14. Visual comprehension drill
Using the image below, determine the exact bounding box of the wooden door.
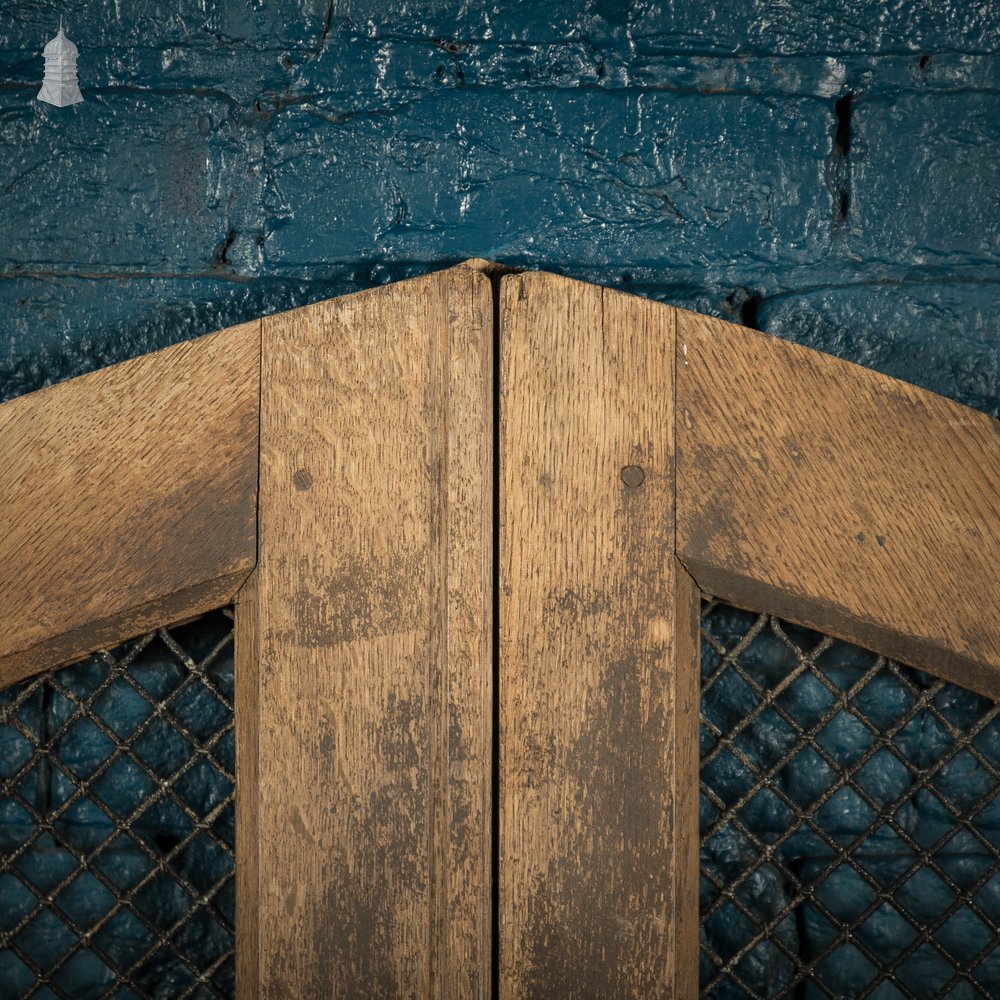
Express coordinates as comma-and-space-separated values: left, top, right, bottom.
1, 261, 997, 998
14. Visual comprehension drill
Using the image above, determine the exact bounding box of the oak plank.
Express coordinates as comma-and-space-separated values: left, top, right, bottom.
499, 272, 687, 997
235, 568, 261, 1000
676, 310, 1000, 696
240, 266, 493, 997
0, 322, 260, 686
671, 562, 701, 1000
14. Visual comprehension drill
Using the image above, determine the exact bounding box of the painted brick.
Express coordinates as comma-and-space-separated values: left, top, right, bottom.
265, 1, 1000, 55
0, 0, 997, 418
0, 92, 264, 273
264, 88, 833, 274
849, 93, 1000, 265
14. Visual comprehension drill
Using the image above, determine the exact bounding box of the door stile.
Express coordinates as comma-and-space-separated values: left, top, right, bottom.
498, 271, 695, 997
236, 266, 494, 998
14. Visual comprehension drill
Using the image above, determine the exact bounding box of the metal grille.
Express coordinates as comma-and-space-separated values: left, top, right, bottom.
0, 610, 235, 999
699, 599, 1000, 999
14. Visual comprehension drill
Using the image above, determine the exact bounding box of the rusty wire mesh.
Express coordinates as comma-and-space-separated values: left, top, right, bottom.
0, 610, 235, 999
700, 598, 1000, 999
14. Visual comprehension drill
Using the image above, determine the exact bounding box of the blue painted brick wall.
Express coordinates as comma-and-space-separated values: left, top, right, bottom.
0, 1, 998, 413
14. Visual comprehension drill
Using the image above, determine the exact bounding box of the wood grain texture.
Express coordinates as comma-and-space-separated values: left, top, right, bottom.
499, 272, 686, 997
0, 322, 260, 686
235, 568, 261, 1000
671, 562, 701, 1000
240, 266, 493, 998
676, 309, 1000, 696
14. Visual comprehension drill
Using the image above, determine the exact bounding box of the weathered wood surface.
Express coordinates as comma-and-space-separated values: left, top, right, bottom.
499, 272, 691, 997
234, 568, 261, 999
676, 309, 1000, 697
671, 562, 702, 1000
7, 259, 996, 994
239, 266, 493, 998
0, 322, 260, 687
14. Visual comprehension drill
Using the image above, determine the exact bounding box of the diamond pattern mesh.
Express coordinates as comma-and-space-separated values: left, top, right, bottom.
700, 599, 1000, 999
0, 610, 235, 999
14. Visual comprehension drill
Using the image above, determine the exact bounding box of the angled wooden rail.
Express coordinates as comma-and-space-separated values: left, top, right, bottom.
0, 321, 260, 686
0, 261, 996, 997
675, 306, 1000, 698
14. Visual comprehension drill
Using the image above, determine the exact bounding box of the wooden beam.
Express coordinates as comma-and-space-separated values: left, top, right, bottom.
676, 309, 1000, 697
499, 272, 695, 997
0, 322, 260, 687
238, 265, 493, 997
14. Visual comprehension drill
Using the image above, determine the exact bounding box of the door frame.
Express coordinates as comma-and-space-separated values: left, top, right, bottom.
1, 260, 997, 997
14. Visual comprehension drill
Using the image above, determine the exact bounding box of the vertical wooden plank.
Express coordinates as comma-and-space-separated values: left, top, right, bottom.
235, 568, 260, 1000
499, 272, 689, 997
672, 562, 702, 1000
238, 266, 493, 997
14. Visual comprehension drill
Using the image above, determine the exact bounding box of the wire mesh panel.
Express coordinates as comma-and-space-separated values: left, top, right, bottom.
700, 599, 1000, 999
0, 610, 235, 1000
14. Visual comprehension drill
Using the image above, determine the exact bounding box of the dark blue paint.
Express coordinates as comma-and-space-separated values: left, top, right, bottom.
0, 1, 998, 413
